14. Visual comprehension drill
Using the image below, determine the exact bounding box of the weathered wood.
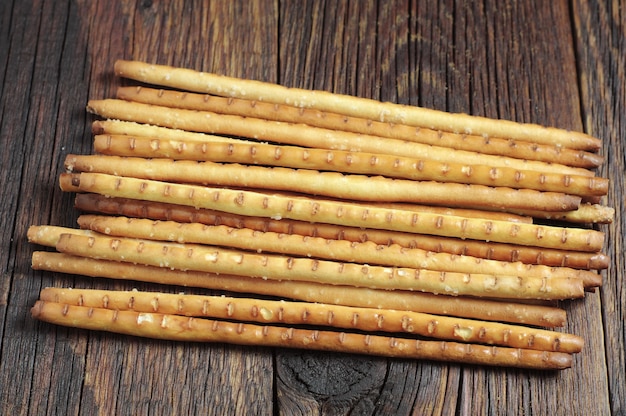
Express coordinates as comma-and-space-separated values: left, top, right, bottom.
434, 1, 613, 414
275, 2, 459, 413
1, 0, 277, 415
574, 1, 626, 414
276, 1, 609, 414
0, 0, 622, 415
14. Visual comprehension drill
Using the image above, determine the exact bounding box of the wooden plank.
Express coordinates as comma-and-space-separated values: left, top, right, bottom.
0, 1, 89, 414
418, 2, 611, 414
0, 0, 621, 414
75, 1, 278, 414
0, 0, 277, 414
275, 2, 454, 413
274, 0, 612, 414
573, 1, 626, 414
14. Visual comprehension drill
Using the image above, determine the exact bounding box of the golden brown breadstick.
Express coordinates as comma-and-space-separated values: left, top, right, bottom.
117, 86, 603, 168
514, 203, 615, 224
39, 287, 583, 353
58, 173, 81, 192
357, 202, 532, 223
27, 224, 94, 247
113, 60, 600, 152
86, 99, 594, 178
64, 154, 582, 212
31, 301, 574, 369
53, 232, 585, 300
76, 215, 600, 287
92, 134, 608, 198
73, 172, 605, 252
115, 86, 601, 169
31, 251, 567, 327
69, 166, 533, 226
92, 119, 236, 143
73, 193, 610, 270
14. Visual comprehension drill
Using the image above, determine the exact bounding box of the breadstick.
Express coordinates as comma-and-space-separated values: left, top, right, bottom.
32, 301, 575, 369
73, 193, 610, 270
92, 119, 236, 143
72, 172, 605, 252
92, 134, 608, 198
94, 122, 608, 215
73, 184, 532, 224
86, 99, 594, 178
31, 251, 566, 327
113, 60, 600, 152
27, 224, 94, 247
76, 215, 601, 287
23, 226, 584, 300
358, 202, 532, 223
38, 287, 583, 353
514, 203, 614, 224
59, 173, 81, 192
65, 154, 582, 212
53, 232, 585, 300
117, 86, 603, 168
67, 160, 532, 224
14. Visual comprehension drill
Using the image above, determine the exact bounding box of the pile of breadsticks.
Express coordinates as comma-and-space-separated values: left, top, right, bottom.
28, 60, 613, 370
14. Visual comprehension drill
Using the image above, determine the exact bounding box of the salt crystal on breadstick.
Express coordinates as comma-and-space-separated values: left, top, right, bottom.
31, 251, 567, 327
113, 60, 600, 152
86, 99, 594, 178
73, 172, 605, 252
93, 134, 608, 198
54, 232, 585, 300
73, 194, 610, 270
77, 215, 601, 288
31, 301, 574, 369
38, 287, 583, 353
65, 154, 582, 212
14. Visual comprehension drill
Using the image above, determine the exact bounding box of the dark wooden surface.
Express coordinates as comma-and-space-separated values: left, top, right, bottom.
1, 1, 624, 414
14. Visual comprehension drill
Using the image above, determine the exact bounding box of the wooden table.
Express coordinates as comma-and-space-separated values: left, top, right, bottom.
1, 1, 624, 414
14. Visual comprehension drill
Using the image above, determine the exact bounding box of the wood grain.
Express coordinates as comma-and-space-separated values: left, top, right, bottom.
574, 0, 626, 413
0, 0, 622, 415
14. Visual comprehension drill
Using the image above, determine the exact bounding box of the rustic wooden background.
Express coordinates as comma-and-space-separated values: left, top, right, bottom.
1, 0, 624, 414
